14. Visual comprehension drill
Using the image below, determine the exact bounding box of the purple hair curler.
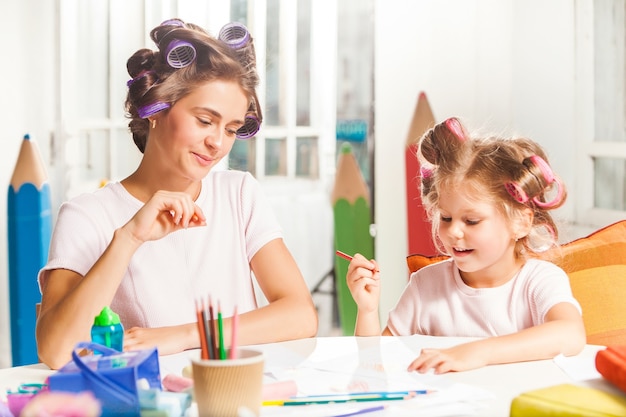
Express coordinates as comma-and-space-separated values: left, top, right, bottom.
236, 115, 260, 139
218, 22, 251, 49
137, 101, 171, 119
165, 39, 196, 68
160, 18, 185, 27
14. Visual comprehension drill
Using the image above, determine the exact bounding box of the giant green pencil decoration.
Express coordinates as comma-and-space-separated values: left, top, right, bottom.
8, 134, 52, 366
332, 143, 374, 335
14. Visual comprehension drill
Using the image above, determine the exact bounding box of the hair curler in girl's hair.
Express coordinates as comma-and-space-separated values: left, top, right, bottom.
165, 39, 197, 68
504, 155, 564, 209
236, 114, 260, 139
444, 117, 468, 142
218, 22, 251, 49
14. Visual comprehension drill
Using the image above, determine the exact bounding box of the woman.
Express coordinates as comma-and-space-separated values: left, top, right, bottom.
36, 19, 318, 369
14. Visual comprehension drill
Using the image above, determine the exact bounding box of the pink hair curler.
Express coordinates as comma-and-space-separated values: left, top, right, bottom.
444, 117, 467, 142
505, 155, 564, 208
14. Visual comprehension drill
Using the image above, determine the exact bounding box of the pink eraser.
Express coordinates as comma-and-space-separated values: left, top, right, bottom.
162, 374, 194, 392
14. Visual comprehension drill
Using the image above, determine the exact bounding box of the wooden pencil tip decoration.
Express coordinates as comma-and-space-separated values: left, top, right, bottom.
405, 92, 438, 257
8, 133, 52, 366
332, 142, 374, 335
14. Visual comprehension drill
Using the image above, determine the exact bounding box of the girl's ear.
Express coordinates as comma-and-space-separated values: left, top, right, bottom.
514, 207, 534, 240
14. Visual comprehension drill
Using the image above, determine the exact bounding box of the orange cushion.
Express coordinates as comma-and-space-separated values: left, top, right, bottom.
406, 220, 626, 345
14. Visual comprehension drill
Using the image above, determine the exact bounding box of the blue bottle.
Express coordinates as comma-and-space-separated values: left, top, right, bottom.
91, 306, 124, 352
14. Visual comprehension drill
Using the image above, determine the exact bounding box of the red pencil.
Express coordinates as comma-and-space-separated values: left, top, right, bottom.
335, 250, 379, 272
335, 250, 353, 262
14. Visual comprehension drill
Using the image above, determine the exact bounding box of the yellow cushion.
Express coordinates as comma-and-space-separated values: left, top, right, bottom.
406, 220, 626, 345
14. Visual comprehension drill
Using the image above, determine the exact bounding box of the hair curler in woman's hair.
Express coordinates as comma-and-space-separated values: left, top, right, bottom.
236, 114, 260, 139
218, 22, 251, 49
504, 155, 564, 209
165, 39, 197, 68
137, 102, 171, 119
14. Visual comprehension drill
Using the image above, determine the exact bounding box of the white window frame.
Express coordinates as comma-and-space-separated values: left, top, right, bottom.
574, 0, 626, 227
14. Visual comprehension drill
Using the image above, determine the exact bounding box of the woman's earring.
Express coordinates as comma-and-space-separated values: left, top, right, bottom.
151, 119, 156, 129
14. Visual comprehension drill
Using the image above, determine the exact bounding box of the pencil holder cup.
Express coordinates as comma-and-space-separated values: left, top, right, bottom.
191, 349, 265, 417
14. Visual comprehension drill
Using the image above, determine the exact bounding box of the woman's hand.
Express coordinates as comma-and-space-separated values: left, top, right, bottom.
123, 324, 198, 356
123, 190, 206, 244
346, 253, 380, 313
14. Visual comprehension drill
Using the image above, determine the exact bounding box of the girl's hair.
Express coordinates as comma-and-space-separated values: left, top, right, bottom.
417, 117, 567, 259
124, 19, 262, 153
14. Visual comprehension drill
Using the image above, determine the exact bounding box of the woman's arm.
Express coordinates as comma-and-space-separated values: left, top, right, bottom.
224, 238, 318, 345
407, 302, 586, 374
36, 227, 142, 369
37, 191, 206, 369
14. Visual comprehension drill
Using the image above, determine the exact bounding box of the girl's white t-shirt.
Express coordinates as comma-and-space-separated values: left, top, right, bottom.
387, 258, 582, 337
38, 170, 283, 328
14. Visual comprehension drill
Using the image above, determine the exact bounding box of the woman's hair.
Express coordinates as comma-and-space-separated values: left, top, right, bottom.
417, 117, 567, 259
125, 19, 262, 153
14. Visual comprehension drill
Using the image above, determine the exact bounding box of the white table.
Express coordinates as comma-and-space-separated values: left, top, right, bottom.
0, 336, 622, 417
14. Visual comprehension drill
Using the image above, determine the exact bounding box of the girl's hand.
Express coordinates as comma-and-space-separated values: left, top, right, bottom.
123, 190, 206, 244
346, 253, 380, 313
407, 342, 489, 374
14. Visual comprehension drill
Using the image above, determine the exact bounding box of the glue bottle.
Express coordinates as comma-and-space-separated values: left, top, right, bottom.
91, 306, 124, 352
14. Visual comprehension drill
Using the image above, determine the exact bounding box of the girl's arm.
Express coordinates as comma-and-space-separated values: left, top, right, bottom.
346, 254, 381, 336
407, 302, 586, 374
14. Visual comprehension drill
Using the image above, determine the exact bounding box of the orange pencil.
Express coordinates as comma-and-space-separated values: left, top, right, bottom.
195, 299, 209, 360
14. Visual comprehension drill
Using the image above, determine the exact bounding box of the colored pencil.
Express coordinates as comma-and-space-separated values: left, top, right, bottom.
195, 299, 208, 360
208, 296, 218, 359
335, 250, 354, 262
201, 299, 213, 359
304, 390, 430, 398
330, 405, 386, 417
263, 393, 408, 406
217, 302, 226, 360
8, 133, 52, 366
229, 306, 238, 359
335, 250, 379, 272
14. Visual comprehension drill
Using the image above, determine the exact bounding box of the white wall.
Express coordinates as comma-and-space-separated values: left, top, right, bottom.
0, 1, 56, 367
374, 0, 584, 322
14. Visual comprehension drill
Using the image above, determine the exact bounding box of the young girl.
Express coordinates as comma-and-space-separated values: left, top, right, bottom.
36, 19, 318, 369
347, 117, 586, 374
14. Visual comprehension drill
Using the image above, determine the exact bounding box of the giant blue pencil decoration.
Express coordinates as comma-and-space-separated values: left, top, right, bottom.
8, 133, 52, 366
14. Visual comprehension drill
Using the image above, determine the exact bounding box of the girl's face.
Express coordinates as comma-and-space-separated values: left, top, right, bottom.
151, 79, 248, 180
437, 188, 521, 288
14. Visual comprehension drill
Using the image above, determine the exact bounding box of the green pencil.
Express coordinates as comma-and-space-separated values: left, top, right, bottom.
263, 393, 408, 406
217, 302, 226, 360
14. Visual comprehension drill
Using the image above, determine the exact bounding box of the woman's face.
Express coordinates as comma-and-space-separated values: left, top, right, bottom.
150, 79, 248, 180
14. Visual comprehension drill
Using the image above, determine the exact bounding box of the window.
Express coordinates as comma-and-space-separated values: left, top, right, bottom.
576, 0, 626, 226
55, 0, 336, 200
